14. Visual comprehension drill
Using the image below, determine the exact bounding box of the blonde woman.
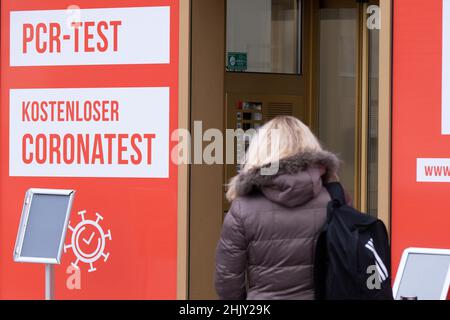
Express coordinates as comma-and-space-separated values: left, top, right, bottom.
215, 116, 347, 300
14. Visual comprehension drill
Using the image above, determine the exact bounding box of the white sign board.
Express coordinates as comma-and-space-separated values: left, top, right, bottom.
442, 0, 450, 134
9, 87, 169, 178
10, 6, 170, 66
417, 158, 450, 182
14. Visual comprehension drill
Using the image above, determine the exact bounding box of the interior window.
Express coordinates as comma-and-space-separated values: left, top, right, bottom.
226, 0, 302, 74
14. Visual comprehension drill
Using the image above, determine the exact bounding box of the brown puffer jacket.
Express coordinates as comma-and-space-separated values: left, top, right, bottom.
215, 150, 341, 300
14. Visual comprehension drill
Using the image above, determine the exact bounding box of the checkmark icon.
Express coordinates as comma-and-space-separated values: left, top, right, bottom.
83, 232, 95, 245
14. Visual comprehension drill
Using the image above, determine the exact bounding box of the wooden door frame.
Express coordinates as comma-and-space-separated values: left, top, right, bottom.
177, 0, 190, 300
377, 0, 392, 234
188, 0, 226, 300
184, 0, 393, 299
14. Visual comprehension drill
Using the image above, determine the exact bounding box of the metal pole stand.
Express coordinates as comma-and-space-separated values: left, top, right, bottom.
45, 264, 54, 300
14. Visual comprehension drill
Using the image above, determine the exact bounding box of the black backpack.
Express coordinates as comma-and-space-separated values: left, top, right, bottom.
314, 182, 394, 300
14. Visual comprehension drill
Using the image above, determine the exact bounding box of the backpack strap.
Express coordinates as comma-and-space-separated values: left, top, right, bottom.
324, 182, 346, 207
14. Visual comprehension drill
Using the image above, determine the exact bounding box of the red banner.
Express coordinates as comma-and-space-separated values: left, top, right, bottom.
392, 0, 450, 281
0, 0, 179, 299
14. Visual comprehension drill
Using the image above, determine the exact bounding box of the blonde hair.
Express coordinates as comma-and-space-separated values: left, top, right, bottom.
226, 116, 322, 201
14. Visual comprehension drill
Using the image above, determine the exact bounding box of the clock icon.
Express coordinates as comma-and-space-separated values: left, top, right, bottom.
65, 210, 112, 272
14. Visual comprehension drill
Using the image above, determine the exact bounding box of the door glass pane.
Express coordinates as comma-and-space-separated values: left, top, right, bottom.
367, 28, 379, 216
318, 8, 357, 200
226, 0, 302, 74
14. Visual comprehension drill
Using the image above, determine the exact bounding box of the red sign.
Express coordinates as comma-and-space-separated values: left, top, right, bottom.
0, 0, 179, 299
392, 0, 450, 281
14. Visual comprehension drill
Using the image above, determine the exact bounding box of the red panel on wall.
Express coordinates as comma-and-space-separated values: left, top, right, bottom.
392, 0, 450, 280
0, 0, 179, 299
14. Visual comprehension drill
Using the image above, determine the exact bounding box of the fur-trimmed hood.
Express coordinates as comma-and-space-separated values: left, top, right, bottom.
232, 150, 341, 207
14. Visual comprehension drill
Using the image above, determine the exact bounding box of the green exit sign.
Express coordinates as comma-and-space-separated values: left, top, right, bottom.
227, 52, 247, 72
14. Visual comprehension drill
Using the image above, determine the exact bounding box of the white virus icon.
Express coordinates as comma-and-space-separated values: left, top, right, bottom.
64, 210, 112, 272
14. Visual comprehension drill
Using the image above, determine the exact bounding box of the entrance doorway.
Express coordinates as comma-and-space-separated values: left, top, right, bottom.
189, 0, 382, 299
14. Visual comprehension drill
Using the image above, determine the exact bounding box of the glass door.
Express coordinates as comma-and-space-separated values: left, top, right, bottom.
318, 0, 380, 214
318, 0, 358, 203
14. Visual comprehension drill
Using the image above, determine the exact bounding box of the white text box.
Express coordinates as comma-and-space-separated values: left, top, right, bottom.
10, 87, 169, 178
417, 158, 450, 182
10, 6, 170, 66
442, 0, 450, 134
